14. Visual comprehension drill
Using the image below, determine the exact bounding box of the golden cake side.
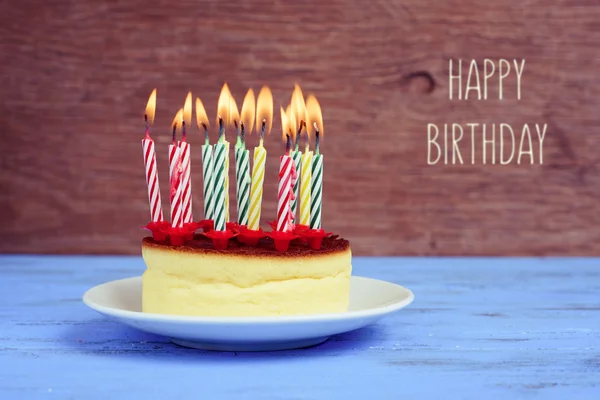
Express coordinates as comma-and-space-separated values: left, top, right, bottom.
141, 237, 352, 317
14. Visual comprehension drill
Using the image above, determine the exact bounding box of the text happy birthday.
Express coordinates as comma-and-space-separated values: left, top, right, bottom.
428, 59, 547, 165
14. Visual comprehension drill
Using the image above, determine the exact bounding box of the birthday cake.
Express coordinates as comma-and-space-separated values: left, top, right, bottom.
142, 235, 351, 316
139, 84, 352, 317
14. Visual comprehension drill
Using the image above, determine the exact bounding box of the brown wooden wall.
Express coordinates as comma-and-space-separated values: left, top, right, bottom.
1, 0, 599, 256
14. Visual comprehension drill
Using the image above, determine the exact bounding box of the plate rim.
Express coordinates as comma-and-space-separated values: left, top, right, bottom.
82, 275, 414, 324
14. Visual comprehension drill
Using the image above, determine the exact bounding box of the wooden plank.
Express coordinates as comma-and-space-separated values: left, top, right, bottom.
1, 255, 599, 397
1, 0, 599, 255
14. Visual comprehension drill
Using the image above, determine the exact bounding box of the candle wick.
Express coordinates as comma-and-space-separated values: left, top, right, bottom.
285, 134, 291, 155
202, 123, 209, 144
304, 122, 310, 150
144, 114, 150, 137
240, 122, 245, 144
172, 123, 177, 144
218, 117, 224, 141
182, 121, 186, 141
314, 123, 320, 156
295, 121, 303, 149
260, 119, 266, 141
234, 120, 240, 137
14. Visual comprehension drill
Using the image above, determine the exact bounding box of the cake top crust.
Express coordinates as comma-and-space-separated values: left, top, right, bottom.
142, 234, 350, 258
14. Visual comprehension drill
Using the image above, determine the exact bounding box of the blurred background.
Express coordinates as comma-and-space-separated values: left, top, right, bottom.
1, 0, 599, 256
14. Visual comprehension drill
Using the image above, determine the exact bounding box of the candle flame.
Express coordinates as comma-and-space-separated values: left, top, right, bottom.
195, 97, 209, 128
172, 109, 184, 131
145, 89, 157, 124
280, 106, 289, 142
241, 89, 255, 133
290, 84, 306, 131
256, 86, 273, 134
217, 83, 232, 126
306, 95, 323, 137
286, 104, 296, 137
183, 92, 192, 127
229, 92, 240, 126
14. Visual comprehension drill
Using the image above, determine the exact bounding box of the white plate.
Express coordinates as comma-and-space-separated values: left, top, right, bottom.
82, 276, 414, 352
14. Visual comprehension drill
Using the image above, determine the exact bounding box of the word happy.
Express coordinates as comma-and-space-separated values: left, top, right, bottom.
427, 59, 547, 165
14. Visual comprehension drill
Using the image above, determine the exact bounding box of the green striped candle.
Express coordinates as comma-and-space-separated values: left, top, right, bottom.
290, 147, 302, 220
201, 138, 214, 220
213, 136, 227, 232
310, 130, 323, 229
237, 147, 251, 225
235, 123, 252, 225
234, 135, 242, 219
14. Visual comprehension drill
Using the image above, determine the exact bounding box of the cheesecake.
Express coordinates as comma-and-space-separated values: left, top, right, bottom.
141, 235, 352, 317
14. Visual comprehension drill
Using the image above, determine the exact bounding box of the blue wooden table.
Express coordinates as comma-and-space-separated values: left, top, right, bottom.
1, 256, 598, 399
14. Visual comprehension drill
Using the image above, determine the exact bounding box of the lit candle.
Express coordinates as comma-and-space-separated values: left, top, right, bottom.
217, 84, 233, 223
289, 85, 305, 221
277, 134, 296, 232
237, 89, 255, 226
306, 95, 324, 229
213, 120, 228, 232
248, 86, 272, 230
169, 109, 184, 228
141, 89, 164, 223
196, 97, 213, 220
214, 84, 234, 231
229, 91, 243, 224
179, 92, 193, 224
225, 144, 230, 223
299, 137, 313, 227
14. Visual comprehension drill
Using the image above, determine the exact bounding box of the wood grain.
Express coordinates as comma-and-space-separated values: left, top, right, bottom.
1, 256, 599, 397
1, 0, 599, 255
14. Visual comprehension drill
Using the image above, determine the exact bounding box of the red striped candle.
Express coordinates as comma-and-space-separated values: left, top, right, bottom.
169, 110, 184, 228
142, 136, 163, 222
142, 89, 163, 222
276, 135, 297, 232
169, 144, 184, 228
178, 141, 192, 223
179, 92, 193, 224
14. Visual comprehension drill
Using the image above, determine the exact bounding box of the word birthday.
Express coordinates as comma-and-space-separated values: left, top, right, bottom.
427, 59, 547, 165
427, 123, 547, 165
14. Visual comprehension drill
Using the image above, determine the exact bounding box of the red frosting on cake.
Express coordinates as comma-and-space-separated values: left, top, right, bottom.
142, 234, 349, 258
